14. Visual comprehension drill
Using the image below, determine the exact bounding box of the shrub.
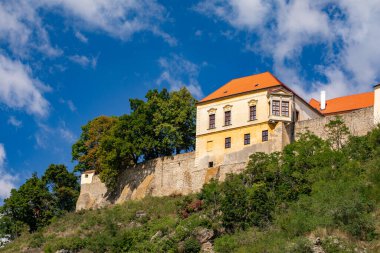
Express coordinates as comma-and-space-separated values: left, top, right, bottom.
183, 237, 201, 253
214, 235, 238, 253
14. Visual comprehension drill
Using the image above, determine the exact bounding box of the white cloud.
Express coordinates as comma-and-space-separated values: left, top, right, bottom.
48, 0, 176, 45
35, 122, 76, 149
74, 31, 88, 43
157, 54, 204, 99
0, 54, 50, 117
195, 0, 380, 99
68, 54, 98, 69
7, 116, 22, 128
0, 144, 17, 200
0, 0, 62, 57
195, 0, 270, 31
59, 98, 77, 112
0, 0, 174, 56
0, 0, 174, 118
66, 100, 77, 112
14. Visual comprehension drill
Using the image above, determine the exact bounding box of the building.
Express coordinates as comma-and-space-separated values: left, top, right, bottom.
194, 72, 321, 171
76, 71, 380, 210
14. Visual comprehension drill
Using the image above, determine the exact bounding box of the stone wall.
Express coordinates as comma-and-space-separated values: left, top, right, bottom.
295, 107, 374, 139
77, 152, 195, 210
76, 142, 275, 210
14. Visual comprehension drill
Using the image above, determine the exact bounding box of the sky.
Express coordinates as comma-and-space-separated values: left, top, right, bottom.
1, 0, 380, 202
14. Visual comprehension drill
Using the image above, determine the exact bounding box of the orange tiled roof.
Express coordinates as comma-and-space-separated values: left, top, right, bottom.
309, 92, 374, 115
200, 72, 282, 103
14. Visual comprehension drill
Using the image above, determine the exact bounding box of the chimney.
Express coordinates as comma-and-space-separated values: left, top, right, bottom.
374, 84, 380, 124
320, 90, 326, 110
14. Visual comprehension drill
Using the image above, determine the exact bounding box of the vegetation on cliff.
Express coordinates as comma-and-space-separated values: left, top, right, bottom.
1, 119, 380, 252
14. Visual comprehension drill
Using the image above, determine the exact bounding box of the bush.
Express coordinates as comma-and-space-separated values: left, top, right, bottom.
183, 237, 201, 253
214, 235, 238, 253
288, 238, 313, 253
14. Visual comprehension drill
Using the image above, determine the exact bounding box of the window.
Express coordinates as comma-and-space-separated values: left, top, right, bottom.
225, 137, 231, 148
249, 105, 256, 121
296, 110, 300, 122
244, 133, 250, 145
262, 130, 268, 142
209, 114, 215, 129
206, 141, 213, 152
208, 161, 214, 168
224, 111, 231, 126
85, 174, 89, 178
272, 100, 280, 116
282, 101, 289, 117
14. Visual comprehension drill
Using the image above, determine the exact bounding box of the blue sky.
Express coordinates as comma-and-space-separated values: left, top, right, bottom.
1, 0, 380, 202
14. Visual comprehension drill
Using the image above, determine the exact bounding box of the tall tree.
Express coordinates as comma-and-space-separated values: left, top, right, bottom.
325, 116, 350, 150
0, 165, 79, 235
1, 174, 54, 232
72, 116, 118, 173
42, 164, 79, 212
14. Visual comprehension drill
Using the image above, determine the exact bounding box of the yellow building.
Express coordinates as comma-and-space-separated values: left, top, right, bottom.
195, 72, 321, 170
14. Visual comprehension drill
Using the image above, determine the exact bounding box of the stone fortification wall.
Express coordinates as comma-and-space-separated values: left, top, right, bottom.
77, 152, 195, 210
77, 151, 250, 210
295, 107, 374, 139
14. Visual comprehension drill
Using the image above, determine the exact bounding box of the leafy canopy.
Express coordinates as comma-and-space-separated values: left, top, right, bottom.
72, 87, 197, 190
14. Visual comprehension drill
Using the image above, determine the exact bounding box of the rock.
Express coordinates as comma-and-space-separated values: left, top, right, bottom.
195, 228, 214, 244
314, 237, 321, 245
55, 250, 72, 253
201, 241, 214, 253
177, 241, 185, 253
135, 210, 147, 218
127, 221, 142, 228
150, 230, 163, 241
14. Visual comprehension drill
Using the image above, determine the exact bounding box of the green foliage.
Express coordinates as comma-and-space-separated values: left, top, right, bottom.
183, 237, 201, 253
72, 88, 197, 191
214, 235, 238, 253
42, 164, 79, 212
72, 116, 118, 173
4, 121, 380, 253
325, 116, 350, 150
0, 165, 79, 237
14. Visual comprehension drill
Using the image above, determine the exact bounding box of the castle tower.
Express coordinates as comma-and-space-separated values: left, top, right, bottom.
375, 84, 380, 125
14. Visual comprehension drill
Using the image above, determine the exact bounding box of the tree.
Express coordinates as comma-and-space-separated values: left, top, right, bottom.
42, 164, 79, 212
0, 165, 79, 235
1, 174, 54, 232
325, 116, 350, 150
72, 116, 118, 173
71, 88, 197, 191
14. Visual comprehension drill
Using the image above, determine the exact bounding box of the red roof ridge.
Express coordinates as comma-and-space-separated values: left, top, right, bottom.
309, 91, 374, 115
199, 71, 282, 103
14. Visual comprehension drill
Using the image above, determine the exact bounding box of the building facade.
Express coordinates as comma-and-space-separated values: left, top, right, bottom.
195, 72, 321, 171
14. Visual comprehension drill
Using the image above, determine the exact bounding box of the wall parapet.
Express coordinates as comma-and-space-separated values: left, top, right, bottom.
295, 107, 374, 139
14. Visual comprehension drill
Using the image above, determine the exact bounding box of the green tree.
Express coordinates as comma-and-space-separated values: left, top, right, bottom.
90, 88, 197, 191
42, 164, 79, 212
72, 116, 118, 173
0, 165, 79, 235
1, 174, 54, 232
325, 116, 350, 150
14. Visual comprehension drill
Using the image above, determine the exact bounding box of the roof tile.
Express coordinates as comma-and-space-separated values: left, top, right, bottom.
309, 92, 374, 115
200, 72, 282, 103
